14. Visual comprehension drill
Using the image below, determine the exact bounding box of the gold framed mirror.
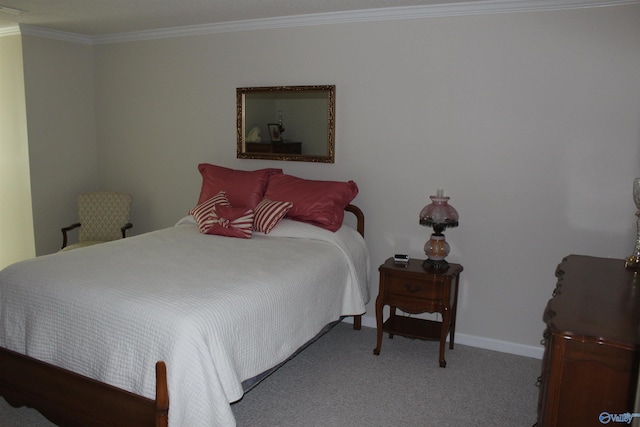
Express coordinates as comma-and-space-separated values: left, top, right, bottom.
236, 85, 335, 163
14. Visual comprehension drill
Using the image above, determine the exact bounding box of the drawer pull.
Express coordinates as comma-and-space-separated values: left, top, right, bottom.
404, 283, 424, 293
540, 328, 550, 345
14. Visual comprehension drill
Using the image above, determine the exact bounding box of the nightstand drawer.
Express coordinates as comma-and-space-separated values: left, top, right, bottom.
384, 275, 449, 301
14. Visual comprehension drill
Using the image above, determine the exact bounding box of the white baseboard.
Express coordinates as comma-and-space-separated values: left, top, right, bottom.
453, 332, 544, 359
345, 315, 544, 360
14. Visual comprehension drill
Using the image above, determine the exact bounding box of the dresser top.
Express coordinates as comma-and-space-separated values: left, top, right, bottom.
546, 254, 640, 349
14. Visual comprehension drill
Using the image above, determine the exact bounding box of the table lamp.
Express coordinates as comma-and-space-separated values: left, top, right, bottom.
625, 177, 640, 270
420, 189, 459, 270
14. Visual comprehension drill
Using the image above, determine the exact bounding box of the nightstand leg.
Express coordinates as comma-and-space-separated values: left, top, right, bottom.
388, 306, 396, 339
449, 273, 460, 349
449, 323, 456, 350
449, 302, 456, 350
439, 307, 450, 368
373, 296, 384, 355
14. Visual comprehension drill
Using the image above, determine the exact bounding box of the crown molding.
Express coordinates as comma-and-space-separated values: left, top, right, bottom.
18, 24, 93, 44
0, 25, 20, 37
4, 0, 637, 44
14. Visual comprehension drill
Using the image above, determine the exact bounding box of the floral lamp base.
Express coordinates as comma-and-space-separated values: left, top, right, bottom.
625, 255, 640, 271
423, 233, 451, 270
626, 213, 640, 271
626, 178, 640, 271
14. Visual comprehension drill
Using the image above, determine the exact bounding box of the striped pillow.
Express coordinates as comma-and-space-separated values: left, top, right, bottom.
254, 199, 293, 234
189, 191, 230, 233
206, 204, 254, 239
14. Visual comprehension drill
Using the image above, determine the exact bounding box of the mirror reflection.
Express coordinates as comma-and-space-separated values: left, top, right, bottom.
237, 85, 335, 163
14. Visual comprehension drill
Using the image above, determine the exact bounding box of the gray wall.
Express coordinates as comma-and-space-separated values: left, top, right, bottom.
15, 3, 640, 356
21, 35, 99, 255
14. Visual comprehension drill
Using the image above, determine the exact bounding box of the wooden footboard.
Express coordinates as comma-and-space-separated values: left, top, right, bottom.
0, 347, 168, 427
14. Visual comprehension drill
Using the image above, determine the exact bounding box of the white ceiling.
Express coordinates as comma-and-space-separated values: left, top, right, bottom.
0, 0, 483, 36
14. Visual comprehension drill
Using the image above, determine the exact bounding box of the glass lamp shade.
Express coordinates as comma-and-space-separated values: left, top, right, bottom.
419, 196, 459, 233
420, 195, 459, 270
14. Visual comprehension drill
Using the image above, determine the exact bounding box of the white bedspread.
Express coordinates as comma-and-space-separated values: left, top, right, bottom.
0, 218, 370, 427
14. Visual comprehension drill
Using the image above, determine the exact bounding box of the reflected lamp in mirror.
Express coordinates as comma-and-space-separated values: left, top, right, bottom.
419, 190, 459, 270
236, 85, 335, 163
625, 177, 640, 270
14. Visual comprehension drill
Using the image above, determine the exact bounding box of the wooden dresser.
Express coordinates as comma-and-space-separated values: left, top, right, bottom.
245, 142, 302, 154
537, 255, 640, 426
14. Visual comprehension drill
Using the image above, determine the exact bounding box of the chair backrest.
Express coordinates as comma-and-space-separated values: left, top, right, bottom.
78, 191, 132, 242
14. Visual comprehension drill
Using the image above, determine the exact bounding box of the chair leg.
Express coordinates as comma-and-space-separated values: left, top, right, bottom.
121, 223, 133, 239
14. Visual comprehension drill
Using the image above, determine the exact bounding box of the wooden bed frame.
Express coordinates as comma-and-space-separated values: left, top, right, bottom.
0, 204, 365, 427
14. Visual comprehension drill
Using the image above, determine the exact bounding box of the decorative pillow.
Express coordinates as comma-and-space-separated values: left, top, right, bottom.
206, 204, 254, 239
189, 191, 231, 233
264, 174, 358, 232
197, 164, 282, 209
253, 199, 294, 234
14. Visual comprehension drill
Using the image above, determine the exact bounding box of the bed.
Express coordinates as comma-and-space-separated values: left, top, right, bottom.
0, 166, 370, 427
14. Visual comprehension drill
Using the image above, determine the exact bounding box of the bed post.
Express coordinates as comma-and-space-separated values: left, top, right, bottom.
345, 204, 365, 331
155, 361, 169, 427
353, 315, 362, 330
345, 204, 364, 238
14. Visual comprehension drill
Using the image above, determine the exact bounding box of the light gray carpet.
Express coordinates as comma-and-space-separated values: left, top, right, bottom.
0, 322, 541, 426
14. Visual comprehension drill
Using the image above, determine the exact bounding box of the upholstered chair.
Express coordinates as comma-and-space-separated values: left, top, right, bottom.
61, 191, 133, 251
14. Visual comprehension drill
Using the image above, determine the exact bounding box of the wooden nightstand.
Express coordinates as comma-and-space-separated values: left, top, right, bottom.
373, 257, 463, 368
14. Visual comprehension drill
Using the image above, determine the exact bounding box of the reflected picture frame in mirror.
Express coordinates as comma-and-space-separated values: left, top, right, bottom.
237, 85, 335, 163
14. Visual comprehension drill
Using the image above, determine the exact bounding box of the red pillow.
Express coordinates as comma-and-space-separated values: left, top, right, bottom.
197, 164, 282, 209
264, 174, 358, 232
206, 205, 254, 239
